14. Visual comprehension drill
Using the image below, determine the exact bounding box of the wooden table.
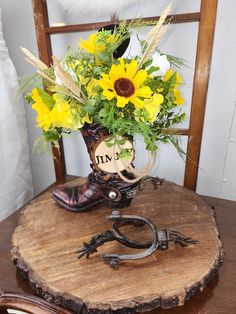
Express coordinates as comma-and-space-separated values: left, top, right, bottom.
1, 182, 236, 314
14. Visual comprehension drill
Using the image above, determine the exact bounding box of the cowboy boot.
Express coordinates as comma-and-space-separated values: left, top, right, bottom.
52, 123, 140, 212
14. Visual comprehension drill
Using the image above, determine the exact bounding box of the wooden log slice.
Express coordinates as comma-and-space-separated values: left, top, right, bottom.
11, 179, 223, 314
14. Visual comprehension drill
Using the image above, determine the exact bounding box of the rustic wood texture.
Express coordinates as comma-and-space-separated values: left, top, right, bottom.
0, 195, 235, 314
0, 291, 73, 314
0, 176, 76, 296
45, 13, 201, 34
11, 178, 222, 313
32, 0, 66, 182
184, 0, 218, 190
32, 0, 217, 192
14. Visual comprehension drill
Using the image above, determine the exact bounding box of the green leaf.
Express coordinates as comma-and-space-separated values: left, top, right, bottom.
142, 58, 153, 69
43, 128, 62, 142
36, 87, 55, 109
84, 99, 98, 115
118, 148, 133, 160
147, 66, 160, 75
24, 93, 33, 104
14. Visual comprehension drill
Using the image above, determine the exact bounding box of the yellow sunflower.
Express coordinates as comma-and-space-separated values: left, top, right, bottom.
98, 58, 152, 108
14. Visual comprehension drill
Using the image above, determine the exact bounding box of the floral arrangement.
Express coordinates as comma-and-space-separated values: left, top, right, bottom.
21, 4, 186, 166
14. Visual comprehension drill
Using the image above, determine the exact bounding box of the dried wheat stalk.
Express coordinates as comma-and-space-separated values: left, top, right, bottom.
52, 56, 86, 104
21, 47, 48, 71
138, 1, 172, 69
37, 70, 57, 85
21, 47, 86, 104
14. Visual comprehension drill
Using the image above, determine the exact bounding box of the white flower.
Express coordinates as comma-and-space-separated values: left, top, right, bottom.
148, 51, 170, 76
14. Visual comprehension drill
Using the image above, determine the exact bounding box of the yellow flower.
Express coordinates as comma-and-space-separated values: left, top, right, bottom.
52, 94, 85, 130
32, 87, 92, 131
163, 68, 184, 105
173, 88, 184, 106
79, 33, 114, 55
157, 87, 164, 93
163, 68, 172, 81
144, 93, 164, 124
51, 94, 74, 129
53, 94, 92, 128
31, 88, 54, 131
87, 78, 98, 98
163, 68, 182, 86
98, 58, 152, 108
80, 34, 101, 54
78, 75, 90, 89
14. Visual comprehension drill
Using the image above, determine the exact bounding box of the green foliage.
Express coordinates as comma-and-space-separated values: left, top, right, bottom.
165, 53, 188, 69
24, 93, 33, 104
20, 17, 187, 160
118, 148, 133, 160
84, 99, 99, 115
18, 73, 42, 96
43, 128, 62, 143
36, 88, 55, 109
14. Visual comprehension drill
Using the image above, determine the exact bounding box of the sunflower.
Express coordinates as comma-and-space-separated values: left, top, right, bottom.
98, 58, 152, 108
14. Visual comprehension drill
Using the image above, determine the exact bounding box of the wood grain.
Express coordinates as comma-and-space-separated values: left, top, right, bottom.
32, 0, 218, 191
45, 13, 201, 34
32, 0, 66, 182
11, 179, 223, 313
184, 0, 218, 190
0, 291, 73, 314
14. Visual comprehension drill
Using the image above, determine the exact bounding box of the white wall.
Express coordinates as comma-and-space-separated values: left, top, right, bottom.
0, 0, 55, 195
197, 0, 236, 201
1, 0, 235, 201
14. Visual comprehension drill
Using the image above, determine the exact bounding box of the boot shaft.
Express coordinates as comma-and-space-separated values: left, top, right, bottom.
81, 123, 134, 182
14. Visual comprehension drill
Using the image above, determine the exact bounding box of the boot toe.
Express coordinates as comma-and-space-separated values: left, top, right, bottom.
53, 185, 71, 205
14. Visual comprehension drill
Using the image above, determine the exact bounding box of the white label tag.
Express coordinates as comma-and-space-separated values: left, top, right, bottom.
94, 136, 134, 173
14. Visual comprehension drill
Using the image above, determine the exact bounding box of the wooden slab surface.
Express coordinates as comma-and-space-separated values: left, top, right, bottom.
11, 179, 223, 313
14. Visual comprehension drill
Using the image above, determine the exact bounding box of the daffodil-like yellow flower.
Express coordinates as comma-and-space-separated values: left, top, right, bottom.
52, 94, 92, 129
87, 79, 98, 98
31, 88, 54, 131
163, 68, 184, 106
77, 74, 99, 98
98, 58, 152, 108
144, 93, 164, 124
173, 88, 184, 105
79, 33, 114, 55
163, 68, 182, 85
31, 88, 91, 131
51, 94, 81, 130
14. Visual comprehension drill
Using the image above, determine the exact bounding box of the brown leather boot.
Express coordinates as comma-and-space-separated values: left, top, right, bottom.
52, 124, 140, 212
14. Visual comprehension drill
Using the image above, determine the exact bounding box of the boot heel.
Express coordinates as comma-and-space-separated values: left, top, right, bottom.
108, 198, 133, 209
107, 182, 140, 209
